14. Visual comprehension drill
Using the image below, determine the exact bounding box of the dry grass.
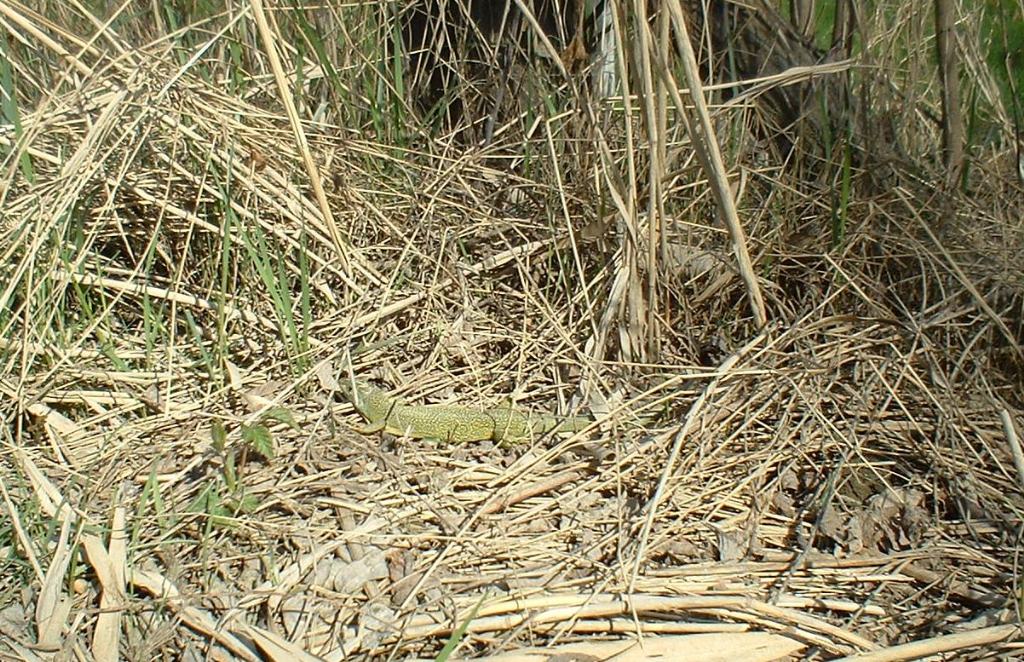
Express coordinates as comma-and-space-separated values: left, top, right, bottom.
1, 0, 1023, 659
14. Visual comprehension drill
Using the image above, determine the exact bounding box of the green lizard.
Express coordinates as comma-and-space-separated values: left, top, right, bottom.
339, 379, 591, 443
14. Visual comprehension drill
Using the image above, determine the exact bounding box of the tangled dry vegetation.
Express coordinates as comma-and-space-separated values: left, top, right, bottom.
1, 0, 1023, 660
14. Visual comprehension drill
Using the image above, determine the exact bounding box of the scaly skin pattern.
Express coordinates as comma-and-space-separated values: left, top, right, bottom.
341, 380, 589, 443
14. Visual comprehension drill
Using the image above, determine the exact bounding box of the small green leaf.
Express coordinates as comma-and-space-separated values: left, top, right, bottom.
211, 420, 227, 452
241, 423, 274, 460
234, 493, 261, 514
186, 484, 219, 515
223, 450, 237, 492
262, 407, 300, 431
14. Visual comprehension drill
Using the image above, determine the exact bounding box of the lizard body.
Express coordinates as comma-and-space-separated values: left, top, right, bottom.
340, 380, 590, 443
